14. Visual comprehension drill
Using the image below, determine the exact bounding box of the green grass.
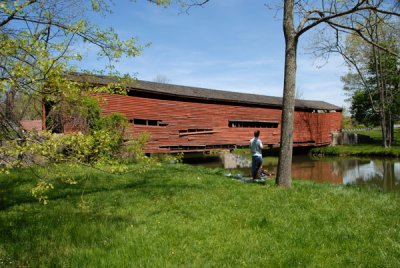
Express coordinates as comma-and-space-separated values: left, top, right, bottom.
311, 129, 400, 157
1, 164, 400, 267
354, 128, 400, 145
311, 144, 400, 157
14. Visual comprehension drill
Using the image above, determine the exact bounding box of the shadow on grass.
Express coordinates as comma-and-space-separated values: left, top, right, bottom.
0, 165, 208, 211
0, 165, 212, 260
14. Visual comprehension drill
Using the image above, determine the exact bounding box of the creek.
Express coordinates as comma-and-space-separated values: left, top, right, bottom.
185, 153, 400, 192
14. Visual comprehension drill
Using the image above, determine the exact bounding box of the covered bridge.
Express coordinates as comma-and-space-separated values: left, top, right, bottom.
67, 73, 342, 153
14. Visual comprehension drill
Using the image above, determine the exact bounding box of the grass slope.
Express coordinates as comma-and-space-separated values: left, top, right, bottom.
1, 164, 400, 267
311, 129, 400, 157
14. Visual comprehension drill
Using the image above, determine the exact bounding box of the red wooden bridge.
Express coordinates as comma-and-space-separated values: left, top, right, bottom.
66, 73, 342, 153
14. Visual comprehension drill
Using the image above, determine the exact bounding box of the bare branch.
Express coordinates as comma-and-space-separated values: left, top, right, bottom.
0, 0, 38, 27
326, 20, 399, 57
297, 0, 367, 36
182, 0, 210, 13
297, 1, 400, 38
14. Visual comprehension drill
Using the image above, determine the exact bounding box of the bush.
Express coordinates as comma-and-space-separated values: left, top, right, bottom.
0, 113, 153, 204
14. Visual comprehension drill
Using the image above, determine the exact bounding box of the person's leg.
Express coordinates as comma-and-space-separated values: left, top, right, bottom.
256, 157, 262, 179
255, 156, 262, 179
251, 156, 256, 179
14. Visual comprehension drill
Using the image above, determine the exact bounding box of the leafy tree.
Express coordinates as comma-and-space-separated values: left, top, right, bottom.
275, 0, 399, 187
339, 17, 399, 146
0, 0, 207, 133
0, 0, 145, 138
0, 0, 172, 202
350, 90, 381, 127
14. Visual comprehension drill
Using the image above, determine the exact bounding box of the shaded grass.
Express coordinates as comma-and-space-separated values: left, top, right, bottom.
354, 129, 400, 145
1, 164, 400, 267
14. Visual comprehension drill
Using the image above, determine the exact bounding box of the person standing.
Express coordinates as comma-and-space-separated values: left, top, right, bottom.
250, 130, 263, 180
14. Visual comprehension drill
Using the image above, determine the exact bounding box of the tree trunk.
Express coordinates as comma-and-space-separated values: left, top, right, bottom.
376, 49, 392, 148
41, 99, 47, 131
5, 87, 16, 122
370, 13, 393, 149
276, 0, 298, 187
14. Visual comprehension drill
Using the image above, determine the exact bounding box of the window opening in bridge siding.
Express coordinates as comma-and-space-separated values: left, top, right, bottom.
228, 120, 278, 128
159, 144, 236, 151
293, 140, 315, 144
179, 128, 212, 134
130, 118, 168, 126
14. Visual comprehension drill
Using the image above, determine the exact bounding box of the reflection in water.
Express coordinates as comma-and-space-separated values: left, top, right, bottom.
288, 156, 400, 192
345, 160, 399, 192
192, 154, 400, 192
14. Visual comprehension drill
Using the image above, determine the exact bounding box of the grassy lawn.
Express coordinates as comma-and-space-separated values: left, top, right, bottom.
311, 129, 400, 157
311, 144, 400, 157
1, 163, 400, 267
354, 129, 400, 144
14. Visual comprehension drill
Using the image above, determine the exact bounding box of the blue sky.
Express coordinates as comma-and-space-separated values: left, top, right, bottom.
80, 0, 348, 107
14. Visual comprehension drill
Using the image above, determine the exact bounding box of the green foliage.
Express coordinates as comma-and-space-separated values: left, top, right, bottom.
0, 0, 143, 139
341, 114, 366, 129
153, 152, 184, 164
31, 181, 54, 205
341, 19, 400, 141
94, 112, 127, 133
1, 163, 400, 266
0, 0, 214, 204
0, 110, 152, 203
349, 90, 381, 127
121, 133, 150, 163
64, 92, 101, 131
0, 0, 153, 204
1, 131, 115, 167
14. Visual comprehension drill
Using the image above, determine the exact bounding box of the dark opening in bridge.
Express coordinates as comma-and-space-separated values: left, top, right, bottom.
130, 118, 168, 126
228, 120, 278, 128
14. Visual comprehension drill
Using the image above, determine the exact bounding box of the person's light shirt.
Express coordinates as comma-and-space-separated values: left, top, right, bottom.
250, 137, 263, 157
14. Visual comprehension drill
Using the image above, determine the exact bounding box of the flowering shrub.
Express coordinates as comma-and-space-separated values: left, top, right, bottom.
0, 113, 155, 204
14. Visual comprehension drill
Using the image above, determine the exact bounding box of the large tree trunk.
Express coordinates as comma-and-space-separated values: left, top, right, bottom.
276, 0, 298, 187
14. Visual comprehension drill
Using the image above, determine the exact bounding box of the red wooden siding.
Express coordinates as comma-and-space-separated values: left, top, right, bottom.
95, 93, 342, 153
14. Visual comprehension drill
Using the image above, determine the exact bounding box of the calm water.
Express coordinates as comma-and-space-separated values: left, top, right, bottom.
188, 154, 400, 192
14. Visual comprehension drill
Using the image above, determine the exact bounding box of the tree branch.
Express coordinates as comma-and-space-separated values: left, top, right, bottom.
326, 20, 399, 57
297, 0, 366, 36
0, 0, 38, 27
182, 0, 210, 13
296, 0, 400, 37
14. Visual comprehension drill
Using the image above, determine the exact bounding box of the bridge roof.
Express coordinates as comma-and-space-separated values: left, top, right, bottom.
67, 73, 342, 111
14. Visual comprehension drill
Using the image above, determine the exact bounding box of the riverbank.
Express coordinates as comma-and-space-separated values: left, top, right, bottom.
311, 129, 400, 158
1, 163, 400, 267
310, 144, 400, 157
